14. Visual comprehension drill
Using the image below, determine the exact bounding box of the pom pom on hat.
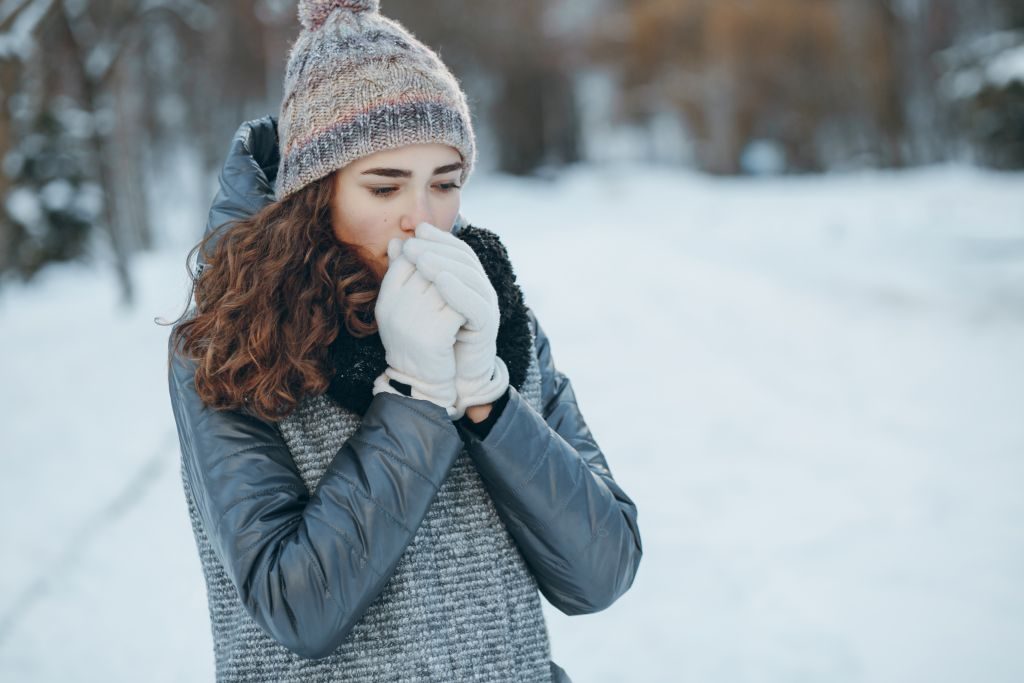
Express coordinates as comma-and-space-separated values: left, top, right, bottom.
298, 0, 381, 30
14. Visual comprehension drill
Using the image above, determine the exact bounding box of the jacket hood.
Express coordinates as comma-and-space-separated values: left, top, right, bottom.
203, 116, 533, 417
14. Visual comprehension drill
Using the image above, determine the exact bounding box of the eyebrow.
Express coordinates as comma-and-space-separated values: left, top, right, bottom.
360, 162, 463, 178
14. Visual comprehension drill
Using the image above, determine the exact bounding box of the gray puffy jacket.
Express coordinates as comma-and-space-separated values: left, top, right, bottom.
167, 116, 643, 679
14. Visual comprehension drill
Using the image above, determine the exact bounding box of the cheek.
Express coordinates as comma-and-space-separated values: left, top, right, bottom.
342, 218, 385, 245
332, 194, 391, 247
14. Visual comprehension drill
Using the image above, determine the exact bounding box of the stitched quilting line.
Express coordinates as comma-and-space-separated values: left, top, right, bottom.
511, 426, 555, 499
229, 520, 381, 623
205, 439, 331, 528
378, 392, 455, 430
510, 338, 622, 553
235, 514, 303, 562
483, 423, 616, 555
220, 442, 284, 460
321, 465, 414, 535
213, 484, 307, 531
346, 434, 437, 487
575, 504, 621, 555
548, 452, 586, 522
211, 476, 388, 580
235, 507, 386, 580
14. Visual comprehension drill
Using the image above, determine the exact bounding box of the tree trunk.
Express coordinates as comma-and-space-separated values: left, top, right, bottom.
54, 2, 134, 306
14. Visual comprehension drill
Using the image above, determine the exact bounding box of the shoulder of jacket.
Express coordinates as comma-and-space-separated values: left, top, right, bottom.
199, 116, 280, 273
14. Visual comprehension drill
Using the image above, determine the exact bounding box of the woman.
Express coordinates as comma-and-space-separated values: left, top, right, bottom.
166, 1, 642, 681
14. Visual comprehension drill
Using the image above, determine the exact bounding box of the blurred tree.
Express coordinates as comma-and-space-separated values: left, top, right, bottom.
590, 0, 911, 173
386, 0, 581, 174
934, 0, 1024, 169
0, 0, 202, 302
1, 0, 111, 285
4, 0, 1018, 295
3, 103, 97, 279
191, 0, 282, 173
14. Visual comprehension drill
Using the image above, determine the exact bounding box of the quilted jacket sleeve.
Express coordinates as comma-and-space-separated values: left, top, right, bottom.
455, 308, 643, 615
168, 334, 464, 659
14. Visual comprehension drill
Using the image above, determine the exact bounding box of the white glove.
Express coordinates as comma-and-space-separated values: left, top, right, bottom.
372, 237, 466, 418
401, 222, 509, 420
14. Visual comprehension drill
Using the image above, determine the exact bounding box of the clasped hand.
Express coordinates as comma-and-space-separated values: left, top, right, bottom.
372, 222, 509, 420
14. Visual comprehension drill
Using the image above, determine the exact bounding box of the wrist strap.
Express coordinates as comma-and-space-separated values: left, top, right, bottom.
389, 379, 413, 396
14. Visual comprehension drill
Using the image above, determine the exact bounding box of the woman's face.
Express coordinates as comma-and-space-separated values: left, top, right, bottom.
330, 143, 464, 277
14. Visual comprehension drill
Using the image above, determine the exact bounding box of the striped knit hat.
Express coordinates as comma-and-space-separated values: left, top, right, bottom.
275, 0, 477, 201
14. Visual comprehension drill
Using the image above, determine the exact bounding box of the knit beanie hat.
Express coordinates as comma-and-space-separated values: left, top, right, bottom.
275, 0, 477, 201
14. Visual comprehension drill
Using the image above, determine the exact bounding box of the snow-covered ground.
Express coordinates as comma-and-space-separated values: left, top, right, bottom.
0, 162, 1022, 682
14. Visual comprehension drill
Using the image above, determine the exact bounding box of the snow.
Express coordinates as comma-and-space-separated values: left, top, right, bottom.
987, 44, 1024, 89
1, 162, 1023, 681
39, 179, 74, 212
4, 186, 42, 228
0, 0, 55, 61
939, 30, 1024, 100
740, 139, 787, 175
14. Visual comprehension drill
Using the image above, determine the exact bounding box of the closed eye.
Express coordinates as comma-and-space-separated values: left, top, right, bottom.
368, 183, 461, 198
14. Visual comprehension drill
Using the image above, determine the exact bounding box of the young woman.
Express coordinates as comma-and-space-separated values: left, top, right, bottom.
166, 1, 642, 681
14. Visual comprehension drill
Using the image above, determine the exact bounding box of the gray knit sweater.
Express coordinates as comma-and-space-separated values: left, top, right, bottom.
180, 330, 554, 681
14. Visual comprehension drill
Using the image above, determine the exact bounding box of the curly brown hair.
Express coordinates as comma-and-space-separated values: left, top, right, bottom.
167, 172, 382, 422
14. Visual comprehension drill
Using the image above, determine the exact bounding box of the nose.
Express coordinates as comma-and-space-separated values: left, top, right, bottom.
398, 189, 435, 234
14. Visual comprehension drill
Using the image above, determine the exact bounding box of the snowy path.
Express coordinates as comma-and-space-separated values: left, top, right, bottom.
0, 164, 1021, 681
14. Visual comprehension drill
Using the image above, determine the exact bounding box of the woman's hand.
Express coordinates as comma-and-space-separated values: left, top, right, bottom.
401, 222, 509, 420
372, 238, 466, 418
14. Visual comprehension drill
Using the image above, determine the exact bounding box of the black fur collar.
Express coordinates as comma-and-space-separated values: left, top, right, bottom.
326, 224, 533, 416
